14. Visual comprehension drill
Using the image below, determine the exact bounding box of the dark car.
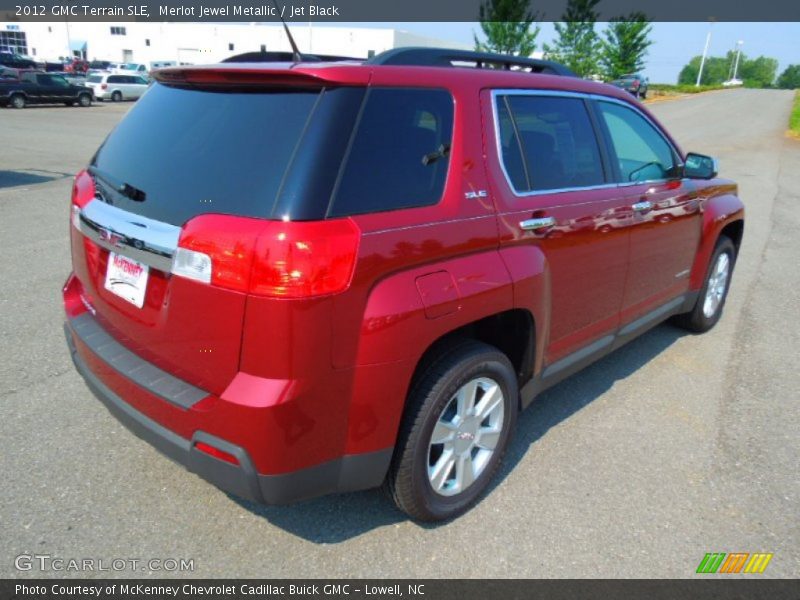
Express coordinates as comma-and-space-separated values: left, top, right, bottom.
0, 71, 93, 108
63, 48, 742, 521
611, 73, 649, 98
0, 51, 36, 70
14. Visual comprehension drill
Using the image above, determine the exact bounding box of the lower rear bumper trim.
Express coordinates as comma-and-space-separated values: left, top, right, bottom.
64, 321, 392, 505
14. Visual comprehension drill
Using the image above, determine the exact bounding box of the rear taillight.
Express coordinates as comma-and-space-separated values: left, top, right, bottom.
633, 79, 640, 87
172, 216, 360, 299
101, 83, 107, 90
71, 169, 95, 208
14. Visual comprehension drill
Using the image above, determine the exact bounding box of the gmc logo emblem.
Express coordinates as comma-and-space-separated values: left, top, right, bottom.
99, 228, 123, 248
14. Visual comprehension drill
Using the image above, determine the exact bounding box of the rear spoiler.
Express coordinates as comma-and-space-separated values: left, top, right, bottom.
153, 65, 370, 87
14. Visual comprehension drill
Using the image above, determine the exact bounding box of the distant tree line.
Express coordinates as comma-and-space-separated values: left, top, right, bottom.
475, 0, 800, 88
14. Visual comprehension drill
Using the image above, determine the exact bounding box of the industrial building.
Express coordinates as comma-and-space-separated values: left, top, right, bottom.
0, 21, 469, 65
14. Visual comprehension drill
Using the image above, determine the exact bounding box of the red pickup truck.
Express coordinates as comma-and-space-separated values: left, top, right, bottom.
63, 48, 744, 521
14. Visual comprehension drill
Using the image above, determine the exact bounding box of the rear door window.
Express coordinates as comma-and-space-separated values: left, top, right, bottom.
498, 94, 606, 192
328, 88, 454, 217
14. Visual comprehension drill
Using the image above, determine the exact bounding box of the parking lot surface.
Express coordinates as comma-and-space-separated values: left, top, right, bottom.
1, 90, 798, 578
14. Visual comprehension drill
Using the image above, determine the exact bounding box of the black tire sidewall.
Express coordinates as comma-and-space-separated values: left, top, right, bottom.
408, 351, 517, 520
11, 95, 24, 108
112, 92, 121, 102
79, 94, 91, 107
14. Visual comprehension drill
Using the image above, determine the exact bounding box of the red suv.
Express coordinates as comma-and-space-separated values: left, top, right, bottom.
63, 48, 744, 521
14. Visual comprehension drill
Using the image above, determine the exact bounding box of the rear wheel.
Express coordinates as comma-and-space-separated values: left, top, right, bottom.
111, 91, 122, 102
78, 93, 92, 107
673, 236, 736, 333
10, 94, 25, 109
385, 340, 518, 521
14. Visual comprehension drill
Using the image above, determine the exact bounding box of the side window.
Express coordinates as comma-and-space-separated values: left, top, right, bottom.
108, 75, 121, 84
597, 101, 678, 182
135, 77, 148, 85
497, 100, 527, 191
329, 88, 453, 217
498, 95, 606, 192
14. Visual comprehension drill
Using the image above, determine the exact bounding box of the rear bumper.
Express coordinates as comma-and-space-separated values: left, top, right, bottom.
64, 314, 392, 505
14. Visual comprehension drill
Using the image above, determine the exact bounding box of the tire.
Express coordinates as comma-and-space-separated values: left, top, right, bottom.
111, 91, 122, 102
385, 340, 518, 521
672, 236, 736, 333
10, 94, 25, 109
78, 93, 92, 107
640, 89, 647, 99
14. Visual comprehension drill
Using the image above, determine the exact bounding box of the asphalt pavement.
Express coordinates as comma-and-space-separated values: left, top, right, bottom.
0, 89, 797, 578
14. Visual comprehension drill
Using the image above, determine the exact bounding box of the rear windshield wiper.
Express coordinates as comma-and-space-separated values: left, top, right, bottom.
422, 143, 451, 166
88, 165, 147, 202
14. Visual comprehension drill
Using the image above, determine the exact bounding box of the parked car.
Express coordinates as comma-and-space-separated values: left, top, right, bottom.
89, 60, 113, 70
63, 48, 743, 521
611, 73, 649, 98
111, 62, 149, 76
0, 71, 92, 108
84, 73, 150, 101
0, 51, 36, 69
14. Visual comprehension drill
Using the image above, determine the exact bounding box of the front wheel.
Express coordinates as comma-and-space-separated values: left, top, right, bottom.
77, 94, 92, 107
385, 340, 518, 521
673, 236, 736, 333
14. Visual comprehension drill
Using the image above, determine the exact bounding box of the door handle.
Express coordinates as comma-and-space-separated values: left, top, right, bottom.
631, 200, 652, 212
519, 216, 556, 231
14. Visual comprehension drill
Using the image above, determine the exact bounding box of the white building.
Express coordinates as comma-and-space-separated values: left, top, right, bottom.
0, 21, 470, 65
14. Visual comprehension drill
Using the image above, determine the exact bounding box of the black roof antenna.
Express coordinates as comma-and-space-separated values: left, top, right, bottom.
270, 0, 303, 62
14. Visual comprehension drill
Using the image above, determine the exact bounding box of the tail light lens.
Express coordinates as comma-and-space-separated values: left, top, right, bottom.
101, 83, 108, 90
71, 169, 95, 208
172, 216, 360, 299
633, 79, 640, 86
71, 169, 95, 231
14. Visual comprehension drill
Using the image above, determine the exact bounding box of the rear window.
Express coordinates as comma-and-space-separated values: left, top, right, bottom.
91, 83, 323, 226
91, 83, 453, 225
329, 88, 453, 217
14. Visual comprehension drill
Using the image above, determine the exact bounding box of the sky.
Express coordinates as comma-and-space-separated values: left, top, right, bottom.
324, 22, 800, 83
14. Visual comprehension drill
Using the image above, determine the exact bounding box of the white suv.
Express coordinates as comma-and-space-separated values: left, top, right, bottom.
84, 73, 150, 102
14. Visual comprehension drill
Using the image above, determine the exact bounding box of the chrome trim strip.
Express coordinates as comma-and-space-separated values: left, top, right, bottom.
77, 199, 180, 272
489, 88, 683, 198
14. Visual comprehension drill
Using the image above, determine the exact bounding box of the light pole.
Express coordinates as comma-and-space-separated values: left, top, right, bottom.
696, 23, 713, 87
732, 40, 744, 81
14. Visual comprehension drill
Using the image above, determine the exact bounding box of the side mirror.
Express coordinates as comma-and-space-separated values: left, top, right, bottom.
684, 152, 718, 179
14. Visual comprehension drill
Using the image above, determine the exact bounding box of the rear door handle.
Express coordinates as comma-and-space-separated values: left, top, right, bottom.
520, 216, 556, 231
631, 200, 652, 212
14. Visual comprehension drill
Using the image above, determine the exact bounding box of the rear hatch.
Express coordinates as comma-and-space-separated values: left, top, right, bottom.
69, 68, 366, 394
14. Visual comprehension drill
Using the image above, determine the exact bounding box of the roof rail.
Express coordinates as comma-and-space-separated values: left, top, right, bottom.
222, 51, 363, 64
366, 47, 576, 77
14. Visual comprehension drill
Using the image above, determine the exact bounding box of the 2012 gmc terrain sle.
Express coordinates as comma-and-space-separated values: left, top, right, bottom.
63, 48, 744, 521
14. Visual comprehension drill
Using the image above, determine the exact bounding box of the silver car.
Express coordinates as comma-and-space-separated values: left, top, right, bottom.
84, 73, 150, 102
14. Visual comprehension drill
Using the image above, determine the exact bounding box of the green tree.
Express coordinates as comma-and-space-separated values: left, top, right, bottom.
678, 55, 733, 85
738, 55, 778, 88
474, 0, 541, 57
600, 13, 653, 80
544, 0, 602, 78
777, 64, 800, 89
679, 52, 779, 87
